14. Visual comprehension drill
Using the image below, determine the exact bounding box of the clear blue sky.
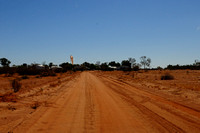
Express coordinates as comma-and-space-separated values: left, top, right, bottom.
0, 0, 200, 68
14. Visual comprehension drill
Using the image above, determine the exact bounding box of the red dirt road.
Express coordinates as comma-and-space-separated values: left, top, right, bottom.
12, 72, 200, 133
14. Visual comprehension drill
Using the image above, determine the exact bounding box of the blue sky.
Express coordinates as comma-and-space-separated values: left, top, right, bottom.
0, 0, 200, 68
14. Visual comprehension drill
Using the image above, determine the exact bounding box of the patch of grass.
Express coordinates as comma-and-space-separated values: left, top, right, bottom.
161, 73, 174, 80
0, 93, 17, 102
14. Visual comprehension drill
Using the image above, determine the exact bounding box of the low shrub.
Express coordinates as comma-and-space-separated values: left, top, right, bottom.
7, 104, 16, 111
40, 71, 56, 77
49, 83, 57, 87
12, 79, 21, 92
49, 71, 56, 76
40, 72, 49, 77
31, 102, 40, 109
49, 80, 61, 87
132, 66, 139, 71
161, 73, 174, 80
21, 75, 29, 79
0, 93, 17, 102
35, 75, 40, 78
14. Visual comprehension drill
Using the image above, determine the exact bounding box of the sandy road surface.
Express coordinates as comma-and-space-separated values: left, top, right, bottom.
13, 72, 200, 133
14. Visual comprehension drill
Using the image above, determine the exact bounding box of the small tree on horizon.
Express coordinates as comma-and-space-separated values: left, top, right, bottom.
128, 58, 136, 68
100, 63, 109, 71
109, 61, 120, 67
121, 60, 131, 68
49, 62, 54, 68
140, 56, 151, 69
0, 58, 11, 67
194, 59, 200, 66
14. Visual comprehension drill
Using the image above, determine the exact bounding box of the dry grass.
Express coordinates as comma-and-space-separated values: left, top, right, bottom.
49, 80, 61, 87
0, 93, 17, 102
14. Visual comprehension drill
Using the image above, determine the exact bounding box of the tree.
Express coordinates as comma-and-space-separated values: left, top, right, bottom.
0, 58, 11, 67
121, 60, 131, 68
100, 63, 109, 71
194, 59, 200, 66
128, 58, 136, 68
59, 62, 73, 72
90, 63, 97, 70
157, 66, 163, 70
109, 61, 120, 67
140, 56, 151, 69
82, 62, 91, 69
49, 62, 53, 68
22, 63, 28, 68
121, 60, 131, 71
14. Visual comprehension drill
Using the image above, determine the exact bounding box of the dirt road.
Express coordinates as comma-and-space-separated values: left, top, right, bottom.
13, 72, 200, 133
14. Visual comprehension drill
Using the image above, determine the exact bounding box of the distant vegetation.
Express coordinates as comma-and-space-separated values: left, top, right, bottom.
0, 57, 200, 76
166, 64, 200, 70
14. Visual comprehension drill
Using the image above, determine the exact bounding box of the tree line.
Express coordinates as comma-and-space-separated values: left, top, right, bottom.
0, 57, 200, 76
0, 56, 151, 75
166, 64, 200, 70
